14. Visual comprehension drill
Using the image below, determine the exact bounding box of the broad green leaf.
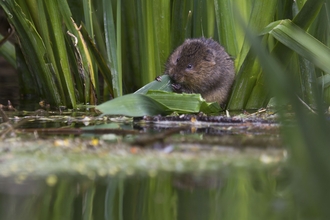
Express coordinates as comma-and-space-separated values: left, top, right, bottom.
200, 101, 222, 114
96, 94, 171, 117
97, 90, 221, 117
146, 90, 221, 114
134, 75, 172, 94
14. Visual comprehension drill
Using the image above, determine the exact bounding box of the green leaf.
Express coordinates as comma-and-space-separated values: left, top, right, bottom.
214, 0, 238, 57
145, 90, 221, 114
134, 75, 172, 94
97, 89, 221, 117
233, 0, 278, 70
57, 0, 96, 104
0, 0, 62, 105
96, 94, 171, 117
103, 0, 121, 97
263, 20, 330, 82
0, 34, 16, 68
80, 25, 114, 98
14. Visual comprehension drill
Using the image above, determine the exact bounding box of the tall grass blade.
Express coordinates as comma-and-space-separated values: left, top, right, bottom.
82, 0, 93, 34
103, 0, 121, 97
234, 0, 277, 70
0, 1, 62, 105
58, 0, 98, 105
116, 0, 122, 96
171, 0, 192, 48
214, 0, 238, 57
153, 0, 171, 73
82, 0, 99, 101
264, 20, 330, 75
227, 1, 277, 110
144, 0, 159, 83
44, 0, 76, 107
292, 0, 324, 29
15, 47, 38, 96
0, 34, 16, 67
80, 25, 114, 98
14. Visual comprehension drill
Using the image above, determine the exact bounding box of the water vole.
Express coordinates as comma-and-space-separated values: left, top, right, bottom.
165, 38, 235, 104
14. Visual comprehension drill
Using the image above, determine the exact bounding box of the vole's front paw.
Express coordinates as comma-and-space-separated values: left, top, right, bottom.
171, 83, 183, 93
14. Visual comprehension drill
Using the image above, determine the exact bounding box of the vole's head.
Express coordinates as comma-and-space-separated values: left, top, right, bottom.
165, 39, 216, 90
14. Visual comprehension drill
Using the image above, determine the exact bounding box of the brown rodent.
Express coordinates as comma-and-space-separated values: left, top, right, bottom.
165, 38, 235, 105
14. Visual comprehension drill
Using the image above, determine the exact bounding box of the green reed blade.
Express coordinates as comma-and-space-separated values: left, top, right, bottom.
265, 20, 330, 75
116, 0, 122, 97
0, 34, 16, 68
44, 0, 76, 107
82, 0, 100, 102
36, 1, 65, 101
153, 0, 171, 73
0, 0, 62, 105
214, 0, 238, 57
103, 0, 121, 97
80, 25, 114, 98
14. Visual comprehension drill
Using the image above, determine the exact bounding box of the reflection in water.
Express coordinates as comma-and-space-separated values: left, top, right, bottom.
0, 164, 292, 220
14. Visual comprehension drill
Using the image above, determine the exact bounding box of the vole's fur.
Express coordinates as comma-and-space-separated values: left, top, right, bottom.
165, 38, 235, 104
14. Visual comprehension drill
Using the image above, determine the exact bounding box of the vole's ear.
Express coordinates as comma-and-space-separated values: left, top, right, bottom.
204, 49, 216, 65
170, 49, 181, 65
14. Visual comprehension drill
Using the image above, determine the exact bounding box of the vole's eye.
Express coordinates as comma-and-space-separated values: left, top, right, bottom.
186, 64, 193, 69
176, 58, 179, 63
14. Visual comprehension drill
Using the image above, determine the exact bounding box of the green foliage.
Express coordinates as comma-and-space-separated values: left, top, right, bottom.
96, 75, 221, 116
1, 0, 330, 111
238, 4, 330, 218
96, 90, 221, 117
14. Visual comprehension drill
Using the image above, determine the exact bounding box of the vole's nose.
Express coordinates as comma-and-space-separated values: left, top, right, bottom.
170, 73, 181, 82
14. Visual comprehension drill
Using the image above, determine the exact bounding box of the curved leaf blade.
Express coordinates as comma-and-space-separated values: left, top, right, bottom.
134, 75, 172, 94
96, 94, 171, 117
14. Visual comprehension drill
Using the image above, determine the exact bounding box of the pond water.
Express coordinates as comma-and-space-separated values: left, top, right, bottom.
0, 164, 290, 220
0, 107, 294, 220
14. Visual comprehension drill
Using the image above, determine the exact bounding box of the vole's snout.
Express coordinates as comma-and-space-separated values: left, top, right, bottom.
169, 72, 183, 83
